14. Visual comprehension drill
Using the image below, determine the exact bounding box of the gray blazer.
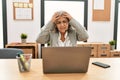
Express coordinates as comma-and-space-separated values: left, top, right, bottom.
36, 18, 89, 46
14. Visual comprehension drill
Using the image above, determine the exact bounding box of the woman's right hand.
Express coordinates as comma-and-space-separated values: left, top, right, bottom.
62, 12, 72, 20
51, 12, 60, 23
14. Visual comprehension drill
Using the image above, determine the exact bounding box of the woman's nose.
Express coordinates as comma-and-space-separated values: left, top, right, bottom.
60, 22, 64, 26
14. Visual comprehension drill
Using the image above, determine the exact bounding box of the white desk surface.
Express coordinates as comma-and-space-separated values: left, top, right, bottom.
0, 58, 120, 80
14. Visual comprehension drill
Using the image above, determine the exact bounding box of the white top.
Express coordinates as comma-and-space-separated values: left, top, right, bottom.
57, 32, 72, 47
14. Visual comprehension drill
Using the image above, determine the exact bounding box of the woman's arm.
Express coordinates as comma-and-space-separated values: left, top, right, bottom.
63, 12, 88, 41
36, 21, 54, 44
69, 18, 89, 41
36, 12, 64, 44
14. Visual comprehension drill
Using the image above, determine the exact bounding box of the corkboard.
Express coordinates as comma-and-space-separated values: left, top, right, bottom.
92, 0, 111, 21
13, 0, 33, 20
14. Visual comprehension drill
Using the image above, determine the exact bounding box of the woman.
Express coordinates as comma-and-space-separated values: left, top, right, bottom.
36, 11, 88, 47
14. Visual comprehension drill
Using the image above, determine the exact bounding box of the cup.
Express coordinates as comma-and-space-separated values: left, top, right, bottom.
16, 54, 32, 72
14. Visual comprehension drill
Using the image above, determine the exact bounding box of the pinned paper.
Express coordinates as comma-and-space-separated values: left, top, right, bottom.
19, 3, 23, 8
28, 3, 33, 8
14, 3, 19, 7
24, 3, 28, 8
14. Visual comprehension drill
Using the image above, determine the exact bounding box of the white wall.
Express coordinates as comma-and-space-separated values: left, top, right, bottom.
87, 0, 115, 43
7, 0, 41, 43
117, 3, 120, 50
6, 0, 115, 57
0, 0, 3, 48
6, 0, 115, 43
45, 1, 84, 26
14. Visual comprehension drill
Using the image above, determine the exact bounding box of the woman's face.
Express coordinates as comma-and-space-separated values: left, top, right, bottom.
55, 16, 69, 33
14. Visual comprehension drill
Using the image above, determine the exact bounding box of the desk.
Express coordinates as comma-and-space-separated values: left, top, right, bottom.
0, 58, 120, 80
5, 43, 38, 58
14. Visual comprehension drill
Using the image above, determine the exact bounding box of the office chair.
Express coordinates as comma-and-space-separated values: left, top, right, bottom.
0, 48, 24, 59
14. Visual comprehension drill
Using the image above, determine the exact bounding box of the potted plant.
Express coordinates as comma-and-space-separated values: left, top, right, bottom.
109, 40, 116, 50
20, 33, 27, 43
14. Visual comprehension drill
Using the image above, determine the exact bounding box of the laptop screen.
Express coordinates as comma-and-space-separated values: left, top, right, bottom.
42, 47, 91, 73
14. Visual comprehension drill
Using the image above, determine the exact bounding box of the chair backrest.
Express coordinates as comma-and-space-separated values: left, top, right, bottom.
0, 48, 24, 59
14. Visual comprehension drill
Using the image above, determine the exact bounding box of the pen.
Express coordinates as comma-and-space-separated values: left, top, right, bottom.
18, 54, 29, 71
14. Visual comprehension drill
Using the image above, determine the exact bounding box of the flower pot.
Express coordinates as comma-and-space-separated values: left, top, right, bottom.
21, 39, 26, 43
110, 45, 115, 50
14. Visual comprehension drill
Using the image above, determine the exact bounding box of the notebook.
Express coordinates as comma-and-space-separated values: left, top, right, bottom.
42, 47, 91, 73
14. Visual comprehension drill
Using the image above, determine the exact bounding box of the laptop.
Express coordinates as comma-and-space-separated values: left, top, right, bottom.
42, 47, 91, 73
